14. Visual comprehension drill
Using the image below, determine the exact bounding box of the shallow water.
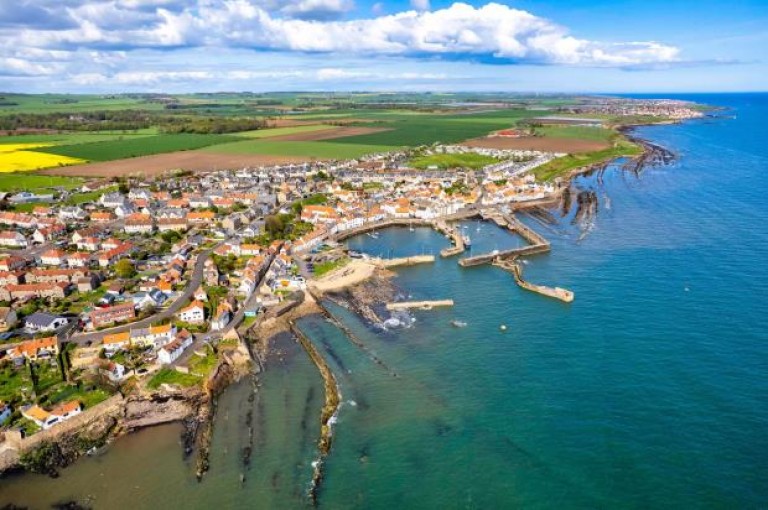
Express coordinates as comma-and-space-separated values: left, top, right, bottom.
2, 93, 767, 508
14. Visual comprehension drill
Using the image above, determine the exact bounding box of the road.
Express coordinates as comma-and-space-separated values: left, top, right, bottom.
69, 246, 214, 345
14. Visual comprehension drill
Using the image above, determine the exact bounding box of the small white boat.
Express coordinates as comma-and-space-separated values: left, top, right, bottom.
463, 235, 472, 247
367, 231, 379, 239
409, 225, 415, 232
451, 320, 467, 328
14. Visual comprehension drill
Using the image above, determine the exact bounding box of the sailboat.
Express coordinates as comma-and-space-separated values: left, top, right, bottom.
463, 234, 472, 247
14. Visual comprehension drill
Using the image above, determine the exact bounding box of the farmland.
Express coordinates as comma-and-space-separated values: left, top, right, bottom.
203, 139, 395, 159
0, 93, 648, 177
0, 143, 86, 172
37, 133, 244, 162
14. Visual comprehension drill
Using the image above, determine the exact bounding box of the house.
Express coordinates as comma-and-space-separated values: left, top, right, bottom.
9, 336, 59, 361
40, 249, 66, 266
0, 256, 27, 272
58, 207, 87, 221
203, 260, 219, 286
0, 401, 11, 426
22, 401, 82, 430
103, 331, 131, 352
3, 282, 70, 300
0, 231, 28, 248
130, 323, 176, 348
100, 192, 126, 208
77, 275, 100, 293
187, 211, 216, 224
130, 289, 167, 309
157, 217, 188, 232
98, 360, 126, 382
24, 312, 69, 333
157, 330, 193, 364
90, 211, 115, 223
176, 300, 205, 324
124, 214, 155, 234
67, 252, 92, 268
0, 307, 18, 332
210, 302, 232, 331
89, 302, 136, 329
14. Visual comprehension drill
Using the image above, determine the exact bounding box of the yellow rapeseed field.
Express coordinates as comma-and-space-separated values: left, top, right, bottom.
0, 143, 86, 172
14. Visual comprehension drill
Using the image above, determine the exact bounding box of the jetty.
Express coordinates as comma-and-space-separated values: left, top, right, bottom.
386, 300, 454, 311
493, 258, 574, 303
375, 255, 435, 267
434, 220, 466, 258
459, 212, 551, 267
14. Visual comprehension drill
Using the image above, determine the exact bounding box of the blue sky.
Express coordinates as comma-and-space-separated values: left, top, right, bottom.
0, 0, 765, 93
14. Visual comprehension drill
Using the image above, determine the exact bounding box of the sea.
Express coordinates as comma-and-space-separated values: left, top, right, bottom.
1, 93, 766, 509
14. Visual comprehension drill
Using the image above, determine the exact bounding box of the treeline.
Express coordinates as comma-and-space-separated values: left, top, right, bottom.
159, 116, 269, 134
0, 110, 154, 131
0, 110, 271, 134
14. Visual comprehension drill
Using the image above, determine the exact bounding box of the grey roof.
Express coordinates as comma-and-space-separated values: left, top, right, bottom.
24, 311, 66, 328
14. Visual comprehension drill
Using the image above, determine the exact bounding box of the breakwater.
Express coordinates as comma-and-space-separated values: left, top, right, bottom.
386, 299, 455, 311
459, 211, 551, 267
493, 258, 574, 303
289, 320, 341, 506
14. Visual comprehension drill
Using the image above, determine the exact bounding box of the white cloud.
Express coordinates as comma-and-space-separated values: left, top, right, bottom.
1, 2, 681, 68
410, 0, 430, 11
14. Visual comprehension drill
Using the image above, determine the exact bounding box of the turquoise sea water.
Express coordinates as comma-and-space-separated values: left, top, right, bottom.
1, 93, 766, 508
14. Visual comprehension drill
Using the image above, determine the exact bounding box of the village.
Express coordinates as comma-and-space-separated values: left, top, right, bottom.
0, 142, 566, 438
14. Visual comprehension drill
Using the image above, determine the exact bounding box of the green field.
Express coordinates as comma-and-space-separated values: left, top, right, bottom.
330, 109, 547, 147
0, 129, 158, 145
38, 133, 244, 161
0, 172, 82, 192
532, 140, 642, 181
204, 139, 395, 159
0, 94, 164, 115
236, 124, 334, 138
410, 152, 501, 170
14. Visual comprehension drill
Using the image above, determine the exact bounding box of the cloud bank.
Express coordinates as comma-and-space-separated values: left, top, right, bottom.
0, 0, 686, 90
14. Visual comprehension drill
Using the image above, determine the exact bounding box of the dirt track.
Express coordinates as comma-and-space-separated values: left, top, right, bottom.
463, 136, 609, 153
39, 151, 319, 177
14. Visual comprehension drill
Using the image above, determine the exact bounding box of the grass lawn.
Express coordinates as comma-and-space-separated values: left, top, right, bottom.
410, 152, 500, 170
37, 133, 244, 162
533, 139, 642, 181
204, 139, 395, 159
0, 172, 82, 192
66, 185, 118, 205
147, 368, 202, 389
48, 385, 110, 409
187, 346, 217, 377
0, 365, 33, 402
314, 257, 349, 277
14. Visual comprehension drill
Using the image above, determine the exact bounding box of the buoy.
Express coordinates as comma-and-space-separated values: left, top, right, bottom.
500, 324, 507, 331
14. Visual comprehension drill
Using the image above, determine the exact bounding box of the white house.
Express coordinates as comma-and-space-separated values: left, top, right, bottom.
22, 401, 82, 430
176, 300, 205, 324
157, 331, 194, 364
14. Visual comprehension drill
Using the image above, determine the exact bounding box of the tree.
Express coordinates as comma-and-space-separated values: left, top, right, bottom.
115, 259, 136, 279
264, 215, 285, 237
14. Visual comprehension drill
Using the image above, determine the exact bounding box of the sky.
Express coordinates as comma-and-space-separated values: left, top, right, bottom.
0, 0, 766, 93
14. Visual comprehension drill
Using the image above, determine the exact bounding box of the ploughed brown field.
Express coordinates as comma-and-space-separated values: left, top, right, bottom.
266, 126, 390, 142
463, 136, 610, 153
38, 151, 318, 178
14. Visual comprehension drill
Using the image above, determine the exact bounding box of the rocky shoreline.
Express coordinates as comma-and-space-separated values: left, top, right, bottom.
0, 348, 251, 480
